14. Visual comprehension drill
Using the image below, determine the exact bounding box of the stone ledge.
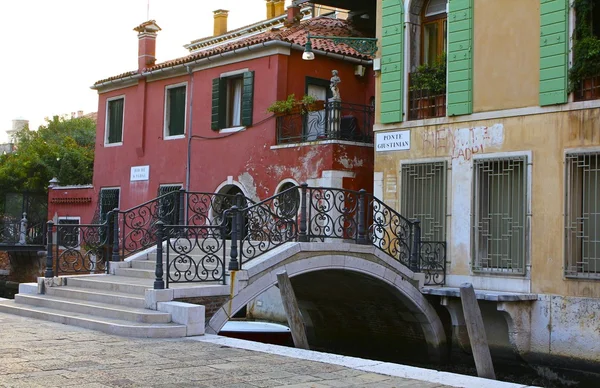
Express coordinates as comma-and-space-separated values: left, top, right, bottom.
421, 287, 538, 301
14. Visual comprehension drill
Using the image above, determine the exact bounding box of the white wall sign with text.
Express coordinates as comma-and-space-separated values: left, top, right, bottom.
375, 130, 411, 152
130, 165, 150, 181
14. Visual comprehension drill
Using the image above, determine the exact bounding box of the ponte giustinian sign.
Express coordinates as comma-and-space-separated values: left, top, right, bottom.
375, 130, 411, 151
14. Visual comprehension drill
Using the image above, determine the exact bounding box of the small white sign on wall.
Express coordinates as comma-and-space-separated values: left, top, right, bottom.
375, 130, 411, 152
130, 165, 150, 181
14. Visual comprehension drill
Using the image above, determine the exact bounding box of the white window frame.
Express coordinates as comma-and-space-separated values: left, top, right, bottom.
219, 68, 249, 133
104, 95, 125, 147
99, 187, 121, 222
163, 82, 188, 140
57, 216, 81, 249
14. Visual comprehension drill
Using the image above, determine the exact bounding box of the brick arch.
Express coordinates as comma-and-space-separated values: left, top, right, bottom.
208, 253, 447, 362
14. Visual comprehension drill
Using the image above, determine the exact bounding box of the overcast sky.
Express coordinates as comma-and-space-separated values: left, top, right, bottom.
0, 0, 288, 141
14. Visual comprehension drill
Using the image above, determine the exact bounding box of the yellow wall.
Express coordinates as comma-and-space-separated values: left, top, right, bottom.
472, 0, 540, 112
374, 108, 600, 298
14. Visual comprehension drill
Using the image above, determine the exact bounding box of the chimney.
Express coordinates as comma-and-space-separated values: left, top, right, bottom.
273, 0, 285, 17
286, 5, 301, 25
213, 9, 229, 36
133, 20, 161, 71
266, 0, 274, 19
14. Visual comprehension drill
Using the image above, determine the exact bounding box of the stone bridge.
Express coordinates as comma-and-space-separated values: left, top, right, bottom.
207, 242, 447, 363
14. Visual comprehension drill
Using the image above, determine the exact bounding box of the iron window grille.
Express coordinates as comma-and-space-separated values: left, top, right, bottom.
99, 188, 120, 223
472, 157, 527, 274
57, 217, 80, 248
158, 185, 183, 226
565, 152, 600, 278
401, 161, 447, 241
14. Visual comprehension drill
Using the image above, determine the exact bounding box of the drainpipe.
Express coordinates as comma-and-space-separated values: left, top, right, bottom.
185, 65, 194, 192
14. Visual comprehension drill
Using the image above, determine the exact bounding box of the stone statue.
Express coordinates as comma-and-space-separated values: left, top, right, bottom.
330, 70, 341, 100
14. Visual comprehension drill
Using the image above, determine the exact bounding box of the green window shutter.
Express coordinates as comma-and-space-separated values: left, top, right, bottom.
447, 0, 473, 116
540, 0, 568, 106
108, 98, 123, 143
168, 86, 186, 136
241, 71, 254, 127
211, 77, 226, 131
380, 0, 404, 124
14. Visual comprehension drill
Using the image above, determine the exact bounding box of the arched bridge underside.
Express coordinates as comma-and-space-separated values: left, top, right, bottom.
207, 242, 447, 363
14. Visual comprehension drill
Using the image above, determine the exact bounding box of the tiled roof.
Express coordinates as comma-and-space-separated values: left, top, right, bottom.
93, 17, 371, 86
94, 71, 139, 86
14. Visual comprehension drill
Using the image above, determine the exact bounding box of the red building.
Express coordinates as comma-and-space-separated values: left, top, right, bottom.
48, 3, 375, 223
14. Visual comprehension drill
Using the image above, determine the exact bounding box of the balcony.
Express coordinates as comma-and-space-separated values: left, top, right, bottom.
276, 101, 374, 145
408, 72, 446, 121
574, 75, 600, 102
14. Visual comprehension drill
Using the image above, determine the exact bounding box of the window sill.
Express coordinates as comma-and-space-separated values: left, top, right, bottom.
271, 140, 374, 150
164, 135, 185, 140
219, 126, 246, 134
104, 142, 123, 147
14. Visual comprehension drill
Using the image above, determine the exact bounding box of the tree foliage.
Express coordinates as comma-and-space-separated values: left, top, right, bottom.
0, 116, 96, 201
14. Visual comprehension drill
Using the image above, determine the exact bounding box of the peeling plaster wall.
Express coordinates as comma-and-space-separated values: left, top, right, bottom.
374, 108, 600, 298
86, 51, 375, 218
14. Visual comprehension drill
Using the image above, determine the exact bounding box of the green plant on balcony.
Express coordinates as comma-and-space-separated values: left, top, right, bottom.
267, 94, 322, 115
410, 52, 447, 94
569, 0, 600, 92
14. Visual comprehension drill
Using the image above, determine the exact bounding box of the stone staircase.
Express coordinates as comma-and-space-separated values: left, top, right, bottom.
0, 242, 234, 338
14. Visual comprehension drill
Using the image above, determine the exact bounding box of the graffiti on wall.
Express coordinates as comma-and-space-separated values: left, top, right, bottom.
421, 124, 505, 163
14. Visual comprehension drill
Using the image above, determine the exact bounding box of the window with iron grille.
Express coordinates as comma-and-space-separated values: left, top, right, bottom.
99, 188, 120, 223
472, 157, 526, 274
401, 162, 446, 241
158, 185, 182, 225
57, 217, 80, 248
565, 152, 600, 278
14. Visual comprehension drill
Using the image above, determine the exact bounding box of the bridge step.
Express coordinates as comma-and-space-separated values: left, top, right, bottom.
14, 294, 171, 323
65, 275, 152, 295
45, 286, 146, 309
0, 300, 186, 338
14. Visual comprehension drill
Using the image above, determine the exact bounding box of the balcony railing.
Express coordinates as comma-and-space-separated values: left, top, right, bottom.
574, 75, 600, 102
276, 101, 374, 145
408, 72, 446, 121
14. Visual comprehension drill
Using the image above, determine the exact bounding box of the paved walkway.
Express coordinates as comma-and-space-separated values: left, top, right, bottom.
0, 311, 532, 388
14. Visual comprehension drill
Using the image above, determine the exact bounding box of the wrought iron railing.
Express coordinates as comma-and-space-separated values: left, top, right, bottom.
0, 214, 46, 246
408, 72, 446, 121
51, 219, 111, 275
276, 101, 374, 144
45, 185, 446, 286
161, 224, 228, 287
574, 75, 600, 101
117, 190, 253, 259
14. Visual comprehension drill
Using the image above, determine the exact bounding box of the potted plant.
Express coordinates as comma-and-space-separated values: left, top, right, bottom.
569, 0, 600, 99
410, 53, 447, 118
267, 94, 325, 115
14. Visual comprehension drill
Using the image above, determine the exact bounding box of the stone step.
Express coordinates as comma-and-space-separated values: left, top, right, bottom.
65, 276, 151, 295
0, 300, 186, 338
15, 294, 171, 324
131, 258, 229, 271
115, 266, 228, 283
45, 286, 146, 309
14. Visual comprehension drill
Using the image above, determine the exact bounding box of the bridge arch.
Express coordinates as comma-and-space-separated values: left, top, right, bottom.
208, 251, 447, 362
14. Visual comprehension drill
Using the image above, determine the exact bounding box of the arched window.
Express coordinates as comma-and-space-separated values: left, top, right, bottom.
422, 0, 447, 66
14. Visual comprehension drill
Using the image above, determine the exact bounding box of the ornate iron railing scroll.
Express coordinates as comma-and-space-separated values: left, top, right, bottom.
239, 186, 300, 266
165, 224, 227, 286
55, 221, 109, 275
419, 241, 446, 286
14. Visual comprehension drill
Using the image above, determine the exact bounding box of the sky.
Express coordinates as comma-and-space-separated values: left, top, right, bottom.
0, 0, 291, 141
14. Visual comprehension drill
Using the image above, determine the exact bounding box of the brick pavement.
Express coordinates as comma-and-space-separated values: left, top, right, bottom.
0, 311, 534, 388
